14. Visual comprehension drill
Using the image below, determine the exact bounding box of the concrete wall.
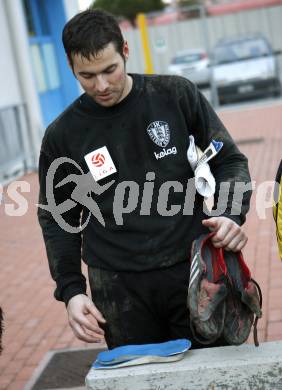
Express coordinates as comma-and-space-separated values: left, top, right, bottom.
0, 1, 22, 108
63, 0, 80, 21
0, 0, 80, 184
86, 341, 282, 390
0, 0, 40, 182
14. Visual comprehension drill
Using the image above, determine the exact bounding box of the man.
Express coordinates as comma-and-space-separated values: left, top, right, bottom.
37, 9, 251, 349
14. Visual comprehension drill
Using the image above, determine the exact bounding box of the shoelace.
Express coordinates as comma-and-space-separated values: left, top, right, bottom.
251, 278, 263, 347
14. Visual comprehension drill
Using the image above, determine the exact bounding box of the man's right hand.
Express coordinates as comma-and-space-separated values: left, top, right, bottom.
67, 294, 106, 343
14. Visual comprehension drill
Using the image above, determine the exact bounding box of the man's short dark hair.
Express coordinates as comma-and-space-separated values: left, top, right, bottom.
62, 9, 125, 68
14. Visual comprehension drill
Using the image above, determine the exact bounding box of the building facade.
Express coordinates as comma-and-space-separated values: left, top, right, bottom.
0, 0, 80, 184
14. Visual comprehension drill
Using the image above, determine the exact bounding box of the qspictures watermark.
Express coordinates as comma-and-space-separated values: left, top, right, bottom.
0, 157, 279, 232
0, 181, 30, 216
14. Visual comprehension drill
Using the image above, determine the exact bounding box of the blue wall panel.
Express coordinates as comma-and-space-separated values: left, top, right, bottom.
44, 0, 79, 107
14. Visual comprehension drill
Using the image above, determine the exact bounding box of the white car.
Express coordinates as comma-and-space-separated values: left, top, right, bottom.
168, 49, 211, 89
212, 35, 281, 104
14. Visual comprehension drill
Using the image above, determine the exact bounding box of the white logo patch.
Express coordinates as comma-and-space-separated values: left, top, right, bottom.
84, 146, 117, 182
147, 121, 170, 148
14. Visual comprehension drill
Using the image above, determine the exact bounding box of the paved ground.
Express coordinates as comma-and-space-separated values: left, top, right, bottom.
0, 99, 281, 389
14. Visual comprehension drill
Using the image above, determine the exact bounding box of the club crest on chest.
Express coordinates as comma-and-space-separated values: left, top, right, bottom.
147, 121, 170, 148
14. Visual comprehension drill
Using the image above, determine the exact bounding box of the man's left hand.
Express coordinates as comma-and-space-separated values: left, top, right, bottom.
202, 216, 248, 252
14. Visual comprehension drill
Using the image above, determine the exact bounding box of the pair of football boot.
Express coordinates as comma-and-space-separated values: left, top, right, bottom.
188, 233, 262, 346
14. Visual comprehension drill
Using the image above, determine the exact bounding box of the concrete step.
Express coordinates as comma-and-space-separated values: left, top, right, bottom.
86, 341, 282, 390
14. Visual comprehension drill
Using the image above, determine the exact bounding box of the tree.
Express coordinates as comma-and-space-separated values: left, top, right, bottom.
92, 0, 165, 26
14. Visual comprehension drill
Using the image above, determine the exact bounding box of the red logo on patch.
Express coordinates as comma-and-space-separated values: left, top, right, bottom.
92, 153, 105, 167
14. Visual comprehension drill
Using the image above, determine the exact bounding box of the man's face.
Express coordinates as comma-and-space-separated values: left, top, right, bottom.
71, 42, 130, 107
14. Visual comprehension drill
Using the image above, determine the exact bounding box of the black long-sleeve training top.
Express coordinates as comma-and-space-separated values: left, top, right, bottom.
37, 74, 252, 305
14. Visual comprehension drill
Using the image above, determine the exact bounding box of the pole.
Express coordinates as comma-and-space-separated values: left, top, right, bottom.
137, 13, 154, 74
